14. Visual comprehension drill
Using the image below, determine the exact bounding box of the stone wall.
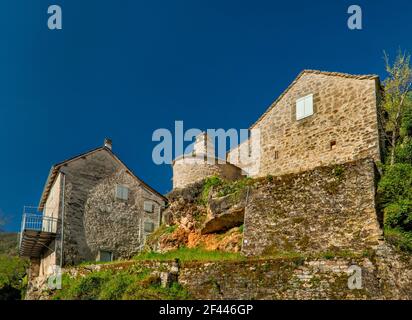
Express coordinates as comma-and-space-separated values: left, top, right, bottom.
179, 258, 379, 299
39, 173, 63, 277
228, 71, 382, 178
83, 168, 165, 260
60, 149, 165, 265
28, 243, 412, 300
173, 156, 243, 189
179, 245, 412, 300
242, 158, 382, 256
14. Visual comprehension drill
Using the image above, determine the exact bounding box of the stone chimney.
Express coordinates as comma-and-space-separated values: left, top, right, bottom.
193, 132, 215, 157
104, 138, 112, 150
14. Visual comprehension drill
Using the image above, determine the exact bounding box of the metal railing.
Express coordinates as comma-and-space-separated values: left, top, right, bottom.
20, 206, 59, 235
19, 206, 60, 256
21, 214, 59, 233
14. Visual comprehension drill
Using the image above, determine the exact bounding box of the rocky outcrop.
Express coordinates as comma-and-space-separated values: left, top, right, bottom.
201, 195, 245, 234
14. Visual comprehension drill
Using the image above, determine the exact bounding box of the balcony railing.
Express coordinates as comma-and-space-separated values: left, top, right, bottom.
19, 206, 59, 258
21, 214, 58, 233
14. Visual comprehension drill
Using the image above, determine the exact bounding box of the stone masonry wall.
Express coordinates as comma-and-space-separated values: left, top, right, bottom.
242, 158, 382, 256
83, 168, 165, 260
61, 149, 165, 265
173, 156, 243, 189
228, 71, 382, 177
179, 245, 412, 300
28, 243, 411, 300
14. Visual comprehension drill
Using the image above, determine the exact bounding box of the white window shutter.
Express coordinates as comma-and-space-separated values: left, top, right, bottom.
122, 187, 129, 200
296, 94, 314, 120
296, 98, 305, 120
144, 201, 154, 213
116, 185, 129, 200
304, 94, 313, 117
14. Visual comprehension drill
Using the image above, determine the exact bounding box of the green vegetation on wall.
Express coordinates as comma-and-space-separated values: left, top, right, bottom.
53, 267, 189, 300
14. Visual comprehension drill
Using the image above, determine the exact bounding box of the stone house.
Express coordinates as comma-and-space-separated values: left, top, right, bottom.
19, 139, 167, 280
171, 70, 385, 257
173, 70, 383, 188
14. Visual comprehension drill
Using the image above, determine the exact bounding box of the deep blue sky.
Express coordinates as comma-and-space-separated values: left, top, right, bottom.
1, 0, 411, 231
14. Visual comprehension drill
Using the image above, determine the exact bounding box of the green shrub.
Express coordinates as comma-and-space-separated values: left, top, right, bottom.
332, 165, 345, 179
0, 254, 28, 300
394, 138, 412, 164
377, 163, 412, 206
384, 199, 412, 231
199, 176, 223, 205
216, 177, 254, 198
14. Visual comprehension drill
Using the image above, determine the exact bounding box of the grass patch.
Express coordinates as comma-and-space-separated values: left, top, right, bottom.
134, 247, 244, 262
52, 268, 190, 300
144, 224, 179, 250
216, 177, 254, 198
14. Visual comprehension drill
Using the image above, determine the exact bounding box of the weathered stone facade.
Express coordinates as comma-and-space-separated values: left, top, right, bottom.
32, 145, 166, 278
242, 158, 382, 256
173, 156, 243, 189
179, 245, 412, 300
172, 132, 243, 189
228, 70, 382, 178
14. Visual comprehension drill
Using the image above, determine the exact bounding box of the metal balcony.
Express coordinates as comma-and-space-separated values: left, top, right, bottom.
19, 207, 59, 258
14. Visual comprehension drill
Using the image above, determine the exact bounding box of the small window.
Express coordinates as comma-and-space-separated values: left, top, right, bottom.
115, 185, 129, 201
330, 140, 337, 150
144, 221, 155, 233
274, 151, 279, 160
144, 201, 154, 213
98, 250, 113, 262
296, 94, 314, 120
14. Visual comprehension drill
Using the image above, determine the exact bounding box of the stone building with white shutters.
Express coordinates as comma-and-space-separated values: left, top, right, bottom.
20, 139, 167, 282
173, 70, 383, 188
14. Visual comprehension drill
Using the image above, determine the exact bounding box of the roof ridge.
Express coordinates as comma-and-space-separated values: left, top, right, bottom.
249, 69, 379, 129
302, 69, 379, 80
39, 147, 167, 208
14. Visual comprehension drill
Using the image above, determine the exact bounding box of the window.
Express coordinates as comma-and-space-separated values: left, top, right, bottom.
98, 250, 113, 262
274, 151, 279, 160
296, 94, 314, 120
144, 201, 154, 213
144, 221, 155, 233
115, 185, 129, 201
330, 140, 337, 150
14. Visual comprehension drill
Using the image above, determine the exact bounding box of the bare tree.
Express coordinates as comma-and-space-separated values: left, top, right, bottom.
382, 50, 412, 165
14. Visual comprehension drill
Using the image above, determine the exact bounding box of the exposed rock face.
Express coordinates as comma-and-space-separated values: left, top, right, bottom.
201, 195, 245, 234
